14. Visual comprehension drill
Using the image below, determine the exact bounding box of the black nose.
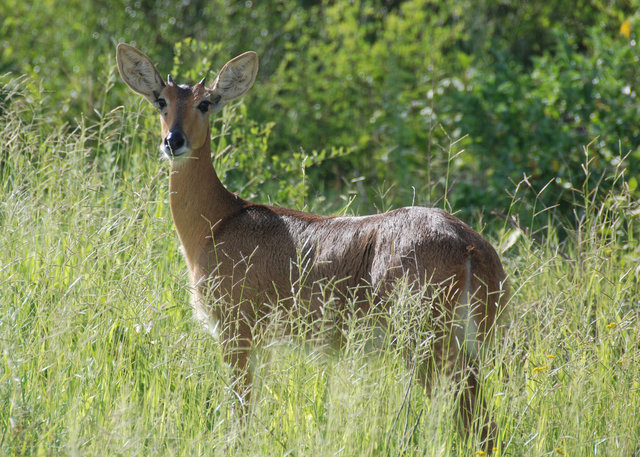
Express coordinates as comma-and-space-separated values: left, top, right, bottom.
164, 130, 185, 154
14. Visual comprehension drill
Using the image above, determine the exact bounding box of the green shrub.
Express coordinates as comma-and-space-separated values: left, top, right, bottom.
452, 10, 640, 221
1, 0, 639, 223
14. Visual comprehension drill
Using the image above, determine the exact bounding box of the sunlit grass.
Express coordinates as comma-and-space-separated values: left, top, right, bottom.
1, 87, 639, 456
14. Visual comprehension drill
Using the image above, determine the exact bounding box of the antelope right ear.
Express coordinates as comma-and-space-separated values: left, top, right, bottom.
116, 43, 165, 103
209, 51, 259, 104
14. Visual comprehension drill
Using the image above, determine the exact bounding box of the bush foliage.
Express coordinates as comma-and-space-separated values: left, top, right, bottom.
2, 0, 639, 222
2, 0, 639, 223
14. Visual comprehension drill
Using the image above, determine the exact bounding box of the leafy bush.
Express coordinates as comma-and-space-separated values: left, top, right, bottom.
453, 10, 640, 221
1, 0, 638, 224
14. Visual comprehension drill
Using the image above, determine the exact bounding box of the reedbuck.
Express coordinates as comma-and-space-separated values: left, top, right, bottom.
117, 43, 507, 448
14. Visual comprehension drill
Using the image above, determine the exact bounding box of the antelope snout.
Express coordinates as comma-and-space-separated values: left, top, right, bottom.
162, 130, 189, 158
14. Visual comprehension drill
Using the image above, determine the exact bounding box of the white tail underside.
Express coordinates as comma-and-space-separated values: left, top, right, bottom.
455, 258, 479, 359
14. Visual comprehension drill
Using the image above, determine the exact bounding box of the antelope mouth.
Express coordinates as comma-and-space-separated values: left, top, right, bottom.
160, 144, 191, 160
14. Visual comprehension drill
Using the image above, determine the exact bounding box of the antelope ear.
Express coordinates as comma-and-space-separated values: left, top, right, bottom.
209, 51, 258, 104
116, 43, 165, 103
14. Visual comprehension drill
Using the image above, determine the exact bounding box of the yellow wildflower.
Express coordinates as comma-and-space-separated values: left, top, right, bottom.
621, 19, 631, 38
607, 322, 617, 329
533, 365, 549, 374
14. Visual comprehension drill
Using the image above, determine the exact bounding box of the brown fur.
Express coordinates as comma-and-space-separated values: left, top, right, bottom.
116, 43, 508, 451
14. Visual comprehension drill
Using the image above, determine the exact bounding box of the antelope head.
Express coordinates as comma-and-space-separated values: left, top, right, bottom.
116, 43, 259, 161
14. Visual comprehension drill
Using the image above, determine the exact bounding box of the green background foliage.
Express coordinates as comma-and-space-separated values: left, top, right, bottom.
2, 0, 639, 219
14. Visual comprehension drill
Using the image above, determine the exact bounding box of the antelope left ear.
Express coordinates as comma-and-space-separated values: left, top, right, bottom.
116, 43, 166, 104
209, 51, 259, 104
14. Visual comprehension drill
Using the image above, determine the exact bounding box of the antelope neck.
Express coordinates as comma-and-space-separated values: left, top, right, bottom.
168, 132, 243, 266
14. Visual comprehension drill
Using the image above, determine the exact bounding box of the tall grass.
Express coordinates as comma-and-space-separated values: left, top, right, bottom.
1, 78, 639, 456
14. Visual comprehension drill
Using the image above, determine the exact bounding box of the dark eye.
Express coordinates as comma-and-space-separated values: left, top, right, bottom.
156, 98, 167, 110
197, 101, 211, 113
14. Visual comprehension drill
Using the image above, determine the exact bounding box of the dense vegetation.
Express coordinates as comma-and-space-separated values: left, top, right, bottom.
2, 1, 639, 455
3, 0, 639, 218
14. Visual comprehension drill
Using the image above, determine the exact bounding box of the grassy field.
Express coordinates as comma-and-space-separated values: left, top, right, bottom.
1, 78, 639, 457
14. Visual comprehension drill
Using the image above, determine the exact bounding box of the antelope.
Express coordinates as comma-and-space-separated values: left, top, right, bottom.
116, 43, 508, 450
